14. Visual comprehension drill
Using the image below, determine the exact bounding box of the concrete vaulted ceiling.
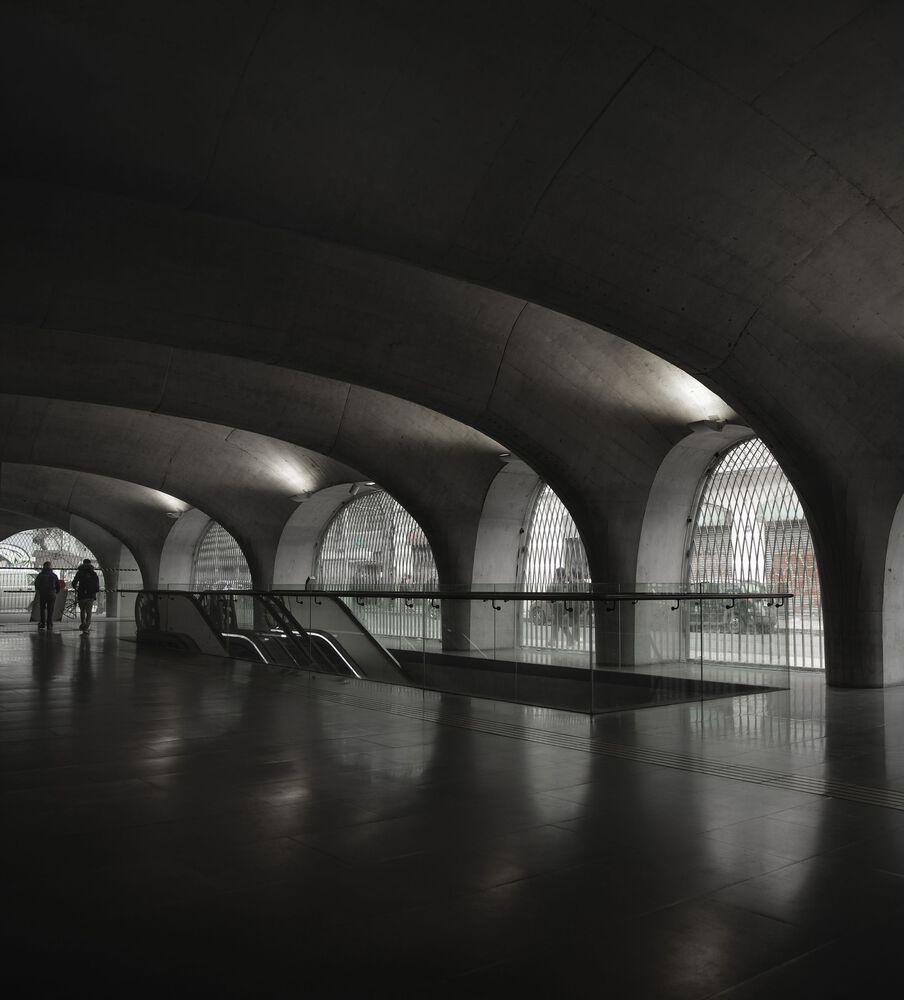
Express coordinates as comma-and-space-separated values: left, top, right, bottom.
0, 326, 734, 581
0, 465, 170, 579
2, 1, 903, 681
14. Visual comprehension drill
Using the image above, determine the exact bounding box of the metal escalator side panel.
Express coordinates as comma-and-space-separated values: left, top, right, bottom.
255, 594, 335, 670
136, 591, 229, 656
288, 595, 409, 684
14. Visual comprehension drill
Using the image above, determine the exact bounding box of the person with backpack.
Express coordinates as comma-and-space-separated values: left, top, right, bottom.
34, 561, 61, 630
72, 558, 100, 633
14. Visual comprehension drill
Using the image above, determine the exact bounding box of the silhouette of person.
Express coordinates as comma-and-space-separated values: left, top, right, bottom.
34, 561, 60, 631
72, 558, 101, 633
548, 566, 574, 647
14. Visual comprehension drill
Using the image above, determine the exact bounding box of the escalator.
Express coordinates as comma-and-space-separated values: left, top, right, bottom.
284, 592, 412, 684
135, 590, 408, 683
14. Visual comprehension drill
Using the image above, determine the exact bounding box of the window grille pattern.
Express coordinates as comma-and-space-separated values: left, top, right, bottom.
0, 528, 105, 614
191, 521, 252, 591
519, 485, 590, 651
315, 490, 440, 642
688, 438, 823, 669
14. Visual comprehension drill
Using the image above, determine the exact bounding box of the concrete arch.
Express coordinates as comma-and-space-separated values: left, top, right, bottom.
636, 425, 756, 587
0, 396, 344, 589
273, 485, 352, 588
0, 506, 124, 576
0, 503, 144, 617
632, 424, 754, 666
159, 509, 216, 590
468, 461, 542, 650
472, 461, 542, 589
0, 465, 164, 586
158, 510, 259, 591
8, 3, 904, 683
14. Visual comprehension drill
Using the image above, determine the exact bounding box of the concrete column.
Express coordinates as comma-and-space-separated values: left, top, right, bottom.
801, 473, 903, 688
818, 510, 891, 688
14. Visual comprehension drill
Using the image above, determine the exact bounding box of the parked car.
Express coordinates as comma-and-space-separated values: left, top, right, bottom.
689, 581, 777, 633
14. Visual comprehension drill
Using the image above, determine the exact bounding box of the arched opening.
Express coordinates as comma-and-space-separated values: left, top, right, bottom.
0, 527, 106, 619
687, 438, 824, 669
190, 521, 252, 590
314, 489, 440, 642
518, 484, 590, 651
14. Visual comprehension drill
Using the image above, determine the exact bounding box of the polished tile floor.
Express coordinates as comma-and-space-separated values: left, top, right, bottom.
3, 622, 904, 997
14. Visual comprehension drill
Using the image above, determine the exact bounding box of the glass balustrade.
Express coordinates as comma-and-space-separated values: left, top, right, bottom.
134, 584, 792, 714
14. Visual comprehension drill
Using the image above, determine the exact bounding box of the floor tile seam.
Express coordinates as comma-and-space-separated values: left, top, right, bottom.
281, 685, 904, 812
308, 696, 797, 777
701, 937, 861, 1000
282, 833, 366, 868
715, 892, 904, 950
682, 892, 811, 939
428, 722, 904, 807
321, 697, 864, 800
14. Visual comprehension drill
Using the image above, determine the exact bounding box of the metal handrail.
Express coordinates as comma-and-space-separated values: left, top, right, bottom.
123, 587, 793, 603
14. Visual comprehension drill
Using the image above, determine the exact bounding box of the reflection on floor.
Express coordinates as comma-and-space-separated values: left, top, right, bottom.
391, 645, 787, 715
387, 636, 798, 683
3, 624, 904, 997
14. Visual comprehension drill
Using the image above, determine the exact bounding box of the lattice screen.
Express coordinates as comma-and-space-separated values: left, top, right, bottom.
316, 490, 440, 641
0, 527, 106, 614
518, 484, 590, 651
688, 438, 823, 669
191, 521, 252, 590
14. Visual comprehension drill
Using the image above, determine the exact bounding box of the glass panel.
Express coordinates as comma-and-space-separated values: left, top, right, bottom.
410, 597, 514, 703
604, 594, 788, 714
503, 593, 590, 712
137, 583, 791, 713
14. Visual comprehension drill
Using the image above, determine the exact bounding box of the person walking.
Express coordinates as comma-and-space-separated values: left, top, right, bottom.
34, 561, 61, 631
548, 566, 575, 648
71, 558, 100, 633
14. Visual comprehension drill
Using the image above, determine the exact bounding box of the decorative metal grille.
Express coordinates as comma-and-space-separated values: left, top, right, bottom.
518, 485, 590, 652
688, 438, 824, 669
315, 490, 440, 642
190, 521, 252, 590
0, 528, 106, 614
